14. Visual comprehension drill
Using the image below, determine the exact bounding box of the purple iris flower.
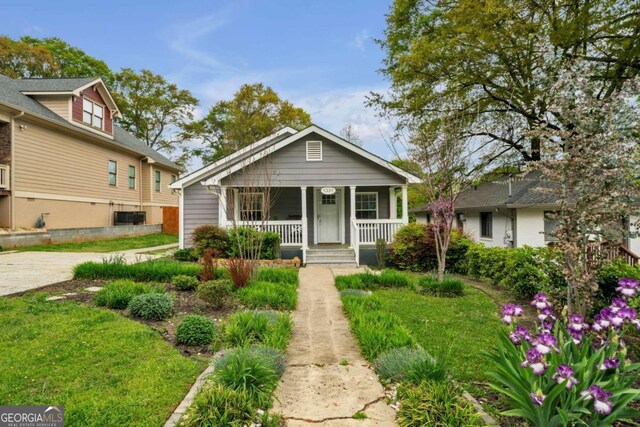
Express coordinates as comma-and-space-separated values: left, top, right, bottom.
530, 389, 546, 406
600, 357, 619, 370
534, 333, 559, 354
581, 385, 613, 415
611, 298, 628, 311
567, 314, 588, 332
501, 303, 524, 324
521, 348, 546, 374
552, 364, 579, 389
509, 325, 532, 345
531, 293, 551, 310
616, 278, 639, 298
537, 306, 555, 322
619, 307, 637, 321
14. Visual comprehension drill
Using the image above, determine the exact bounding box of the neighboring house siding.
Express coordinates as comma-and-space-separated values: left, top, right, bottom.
222, 133, 405, 187
32, 95, 70, 120
183, 183, 219, 246
150, 165, 180, 206
71, 88, 113, 135
141, 163, 152, 203
515, 208, 546, 247
630, 216, 640, 255
463, 209, 513, 248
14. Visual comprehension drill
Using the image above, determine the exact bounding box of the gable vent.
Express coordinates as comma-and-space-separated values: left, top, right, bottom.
306, 140, 322, 161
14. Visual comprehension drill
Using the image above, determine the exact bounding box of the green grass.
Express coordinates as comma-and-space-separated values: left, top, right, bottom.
0, 295, 204, 427
218, 310, 293, 351
73, 259, 201, 282
375, 286, 504, 384
237, 281, 297, 310
17, 233, 178, 253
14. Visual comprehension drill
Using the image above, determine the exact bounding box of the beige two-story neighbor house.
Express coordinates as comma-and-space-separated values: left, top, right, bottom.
0, 74, 181, 230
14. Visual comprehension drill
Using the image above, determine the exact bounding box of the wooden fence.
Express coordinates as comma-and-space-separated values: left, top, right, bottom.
162, 207, 179, 235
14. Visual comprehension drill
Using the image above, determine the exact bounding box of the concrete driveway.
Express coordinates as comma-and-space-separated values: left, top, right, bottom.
0, 244, 176, 296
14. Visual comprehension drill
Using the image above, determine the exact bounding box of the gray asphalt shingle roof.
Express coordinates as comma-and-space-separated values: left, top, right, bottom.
0, 74, 180, 171
410, 170, 559, 212
14, 77, 97, 93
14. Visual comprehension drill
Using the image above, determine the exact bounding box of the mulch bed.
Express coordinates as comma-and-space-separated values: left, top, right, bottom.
21, 279, 235, 358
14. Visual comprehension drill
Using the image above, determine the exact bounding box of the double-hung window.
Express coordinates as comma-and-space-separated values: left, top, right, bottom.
239, 192, 264, 221
480, 212, 493, 238
355, 193, 378, 219
544, 211, 559, 242
108, 160, 117, 186
83, 98, 104, 129
128, 166, 136, 189
155, 170, 161, 192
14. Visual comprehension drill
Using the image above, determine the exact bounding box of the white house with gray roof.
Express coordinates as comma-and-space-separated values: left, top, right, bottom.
170, 125, 421, 266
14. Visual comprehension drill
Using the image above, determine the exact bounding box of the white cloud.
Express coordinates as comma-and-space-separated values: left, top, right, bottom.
349, 30, 371, 51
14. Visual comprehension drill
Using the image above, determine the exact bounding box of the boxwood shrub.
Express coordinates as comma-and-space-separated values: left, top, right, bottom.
172, 275, 200, 291
176, 315, 216, 346
128, 293, 174, 321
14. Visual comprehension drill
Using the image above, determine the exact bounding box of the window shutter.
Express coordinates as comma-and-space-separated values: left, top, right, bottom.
306, 141, 322, 161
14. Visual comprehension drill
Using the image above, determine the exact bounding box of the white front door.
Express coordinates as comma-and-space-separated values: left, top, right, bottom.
317, 189, 341, 243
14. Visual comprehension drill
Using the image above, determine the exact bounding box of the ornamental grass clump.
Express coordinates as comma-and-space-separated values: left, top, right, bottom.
237, 281, 297, 310
374, 346, 447, 384
417, 275, 464, 297
94, 280, 164, 309
219, 310, 292, 351
257, 267, 298, 285
487, 278, 640, 426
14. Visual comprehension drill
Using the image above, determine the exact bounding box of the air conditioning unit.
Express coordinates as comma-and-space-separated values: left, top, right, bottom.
114, 211, 146, 226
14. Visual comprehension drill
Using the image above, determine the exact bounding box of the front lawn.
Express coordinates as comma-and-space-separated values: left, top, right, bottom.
16, 233, 178, 252
376, 285, 504, 384
0, 295, 203, 427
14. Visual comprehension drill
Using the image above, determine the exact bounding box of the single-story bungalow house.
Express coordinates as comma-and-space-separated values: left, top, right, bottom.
411, 171, 640, 258
170, 125, 421, 266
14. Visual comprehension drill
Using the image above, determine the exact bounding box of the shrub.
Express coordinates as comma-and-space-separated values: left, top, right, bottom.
200, 248, 219, 281
257, 268, 298, 285
377, 269, 411, 288
178, 383, 254, 427
74, 259, 201, 282
237, 281, 297, 311
375, 347, 447, 384
225, 257, 251, 288
173, 248, 198, 262
176, 315, 216, 346
228, 227, 280, 260
219, 310, 292, 351
94, 280, 163, 309
396, 380, 483, 427
597, 259, 640, 303
213, 345, 287, 378
417, 275, 464, 297
191, 224, 230, 257
128, 293, 174, 320
210, 346, 281, 408
390, 223, 438, 271
171, 275, 200, 291
196, 280, 234, 309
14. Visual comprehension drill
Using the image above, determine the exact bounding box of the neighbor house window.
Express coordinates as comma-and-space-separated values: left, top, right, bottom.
108, 160, 117, 186
544, 211, 559, 242
355, 192, 378, 219
155, 170, 161, 192
128, 166, 136, 189
171, 174, 177, 184
82, 98, 104, 129
239, 192, 264, 221
480, 212, 493, 238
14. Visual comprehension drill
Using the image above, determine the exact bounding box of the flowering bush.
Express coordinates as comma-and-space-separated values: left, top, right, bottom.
487, 279, 640, 425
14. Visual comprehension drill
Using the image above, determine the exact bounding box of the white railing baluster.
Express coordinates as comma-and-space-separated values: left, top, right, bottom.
352, 219, 404, 244
234, 220, 304, 247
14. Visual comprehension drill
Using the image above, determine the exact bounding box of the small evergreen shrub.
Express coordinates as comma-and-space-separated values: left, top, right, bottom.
178, 383, 254, 427
94, 280, 163, 309
173, 248, 198, 262
128, 293, 174, 321
374, 347, 447, 384
219, 310, 292, 351
417, 275, 464, 297
171, 275, 200, 291
228, 227, 281, 260
176, 315, 216, 346
396, 380, 483, 426
237, 281, 297, 310
257, 268, 299, 285
191, 224, 230, 257
196, 279, 234, 308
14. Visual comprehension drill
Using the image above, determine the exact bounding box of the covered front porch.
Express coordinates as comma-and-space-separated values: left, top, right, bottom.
217, 185, 409, 265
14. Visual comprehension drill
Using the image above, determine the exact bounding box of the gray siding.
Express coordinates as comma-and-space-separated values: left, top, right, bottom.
183, 184, 219, 246
222, 132, 405, 187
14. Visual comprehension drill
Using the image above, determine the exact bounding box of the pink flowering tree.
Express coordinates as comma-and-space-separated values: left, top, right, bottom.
488, 279, 640, 425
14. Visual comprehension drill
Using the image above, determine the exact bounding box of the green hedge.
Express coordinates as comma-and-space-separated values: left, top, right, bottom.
228, 227, 281, 260
73, 259, 202, 282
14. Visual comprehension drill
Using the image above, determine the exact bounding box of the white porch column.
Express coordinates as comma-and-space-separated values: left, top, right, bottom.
300, 187, 308, 251
232, 188, 239, 222
401, 185, 409, 225
349, 186, 356, 248
389, 187, 398, 220
218, 187, 228, 228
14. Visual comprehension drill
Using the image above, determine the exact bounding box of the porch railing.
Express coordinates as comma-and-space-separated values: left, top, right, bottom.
234, 220, 304, 247
351, 219, 404, 266
586, 242, 639, 266
0, 164, 9, 190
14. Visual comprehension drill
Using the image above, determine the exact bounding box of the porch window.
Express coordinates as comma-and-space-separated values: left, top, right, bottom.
108, 160, 117, 186
83, 98, 104, 129
155, 170, 161, 192
544, 211, 559, 242
480, 212, 493, 238
128, 166, 136, 189
239, 192, 264, 221
355, 192, 378, 219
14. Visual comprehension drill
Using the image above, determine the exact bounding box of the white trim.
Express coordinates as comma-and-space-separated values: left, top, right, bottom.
301, 187, 308, 254
14, 191, 143, 206
71, 118, 115, 139
141, 202, 178, 207
355, 191, 379, 220
401, 185, 409, 225
198, 125, 422, 188
313, 188, 318, 245
219, 187, 228, 228
306, 140, 322, 161
170, 127, 298, 189
389, 187, 398, 219
20, 91, 76, 96
349, 186, 356, 248
179, 190, 184, 249
340, 188, 345, 244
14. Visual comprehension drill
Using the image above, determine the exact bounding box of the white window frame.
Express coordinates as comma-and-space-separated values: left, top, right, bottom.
236, 191, 265, 221
306, 140, 323, 161
155, 170, 161, 192
82, 97, 105, 129
108, 160, 117, 186
128, 165, 136, 189
355, 192, 378, 220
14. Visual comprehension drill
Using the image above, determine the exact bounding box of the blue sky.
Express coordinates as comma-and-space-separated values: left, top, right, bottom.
2, 0, 395, 170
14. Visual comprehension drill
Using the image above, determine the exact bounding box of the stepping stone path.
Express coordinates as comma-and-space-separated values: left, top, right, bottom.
45, 296, 65, 301
85, 286, 102, 292
272, 268, 397, 426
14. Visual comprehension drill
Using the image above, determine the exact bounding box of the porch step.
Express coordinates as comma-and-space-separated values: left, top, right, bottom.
305, 248, 357, 268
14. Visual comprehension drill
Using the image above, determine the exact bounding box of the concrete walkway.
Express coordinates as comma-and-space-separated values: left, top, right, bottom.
0, 244, 177, 296
272, 267, 397, 426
